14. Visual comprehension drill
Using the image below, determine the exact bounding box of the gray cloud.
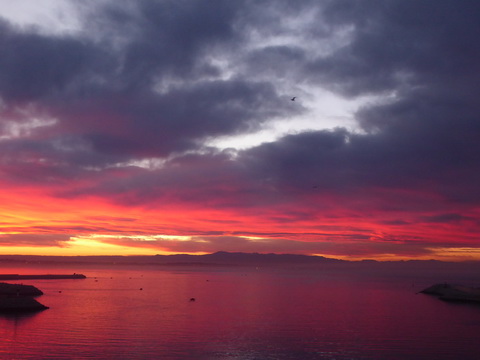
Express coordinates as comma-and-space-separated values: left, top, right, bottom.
1, 0, 480, 255
0, 0, 301, 164
420, 213, 476, 224
0, 233, 72, 247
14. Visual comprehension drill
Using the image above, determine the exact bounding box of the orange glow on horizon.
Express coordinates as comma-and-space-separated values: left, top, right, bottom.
1, 184, 480, 261
0, 237, 205, 256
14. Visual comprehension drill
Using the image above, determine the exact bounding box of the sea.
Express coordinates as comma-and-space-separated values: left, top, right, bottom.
0, 261, 480, 360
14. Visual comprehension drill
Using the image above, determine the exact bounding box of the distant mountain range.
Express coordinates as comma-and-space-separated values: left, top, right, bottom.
0, 251, 343, 266
2, 252, 480, 280
159, 251, 344, 265
1, 252, 479, 273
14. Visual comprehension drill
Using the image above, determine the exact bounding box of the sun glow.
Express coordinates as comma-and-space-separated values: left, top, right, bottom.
427, 247, 480, 262
0, 236, 177, 256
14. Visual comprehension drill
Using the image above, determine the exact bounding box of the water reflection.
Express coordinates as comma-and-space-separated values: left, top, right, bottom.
0, 311, 43, 359
0, 264, 479, 359
0, 311, 42, 321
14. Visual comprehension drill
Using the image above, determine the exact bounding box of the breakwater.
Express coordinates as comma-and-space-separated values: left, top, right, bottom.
0, 274, 86, 280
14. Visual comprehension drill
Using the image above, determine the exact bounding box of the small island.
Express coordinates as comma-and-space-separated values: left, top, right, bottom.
420, 283, 480, 303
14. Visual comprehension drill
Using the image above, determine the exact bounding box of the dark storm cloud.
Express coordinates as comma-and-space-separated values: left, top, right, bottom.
245, 46, 307, 79
56, 150, 257, 207
0, 0, 242, 102
0, 0, 297, 166
79, 79, 288, 157
420, 213, 476, 224
90, 0, 241, 85
1, 0, 480, 255
0, 19, 105, 102
311, 0, 480, 96
235, 0, 480, 208
0, 135, 124, 186
239, 124, 479, 208
25, 1, 473, 201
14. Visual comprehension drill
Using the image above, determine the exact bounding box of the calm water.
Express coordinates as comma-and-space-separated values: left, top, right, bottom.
1, 263, 480, 359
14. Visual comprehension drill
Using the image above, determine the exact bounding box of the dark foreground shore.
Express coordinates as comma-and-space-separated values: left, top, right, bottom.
0, 282, 49, 312
0, 296, 49, 312
420, 283, 480, 303
0, 275, 85, 313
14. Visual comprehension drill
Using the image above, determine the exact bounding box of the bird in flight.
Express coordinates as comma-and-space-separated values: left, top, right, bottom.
291, 97, 296, 101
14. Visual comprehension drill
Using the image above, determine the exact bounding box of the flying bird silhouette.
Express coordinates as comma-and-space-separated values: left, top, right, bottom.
291, 97, 296, 101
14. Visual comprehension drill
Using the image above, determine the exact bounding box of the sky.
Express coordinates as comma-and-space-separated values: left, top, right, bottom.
0, 0, 479, 261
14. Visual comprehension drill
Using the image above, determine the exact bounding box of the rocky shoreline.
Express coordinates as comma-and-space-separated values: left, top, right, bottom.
0, 282, 48, 312
0, 296, 49, 312
0, 274, 86, 313
0, 282, 44, 297
420, 283, 480, 303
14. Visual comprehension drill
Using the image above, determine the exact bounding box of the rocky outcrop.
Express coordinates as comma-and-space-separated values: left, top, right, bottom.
0, 297, 49, 312
0, 282, 48, 313
0, 282, 44, 297
420, 283, 480, 303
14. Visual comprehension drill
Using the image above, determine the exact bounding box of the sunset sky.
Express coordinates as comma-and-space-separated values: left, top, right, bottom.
0, 0, 479, 260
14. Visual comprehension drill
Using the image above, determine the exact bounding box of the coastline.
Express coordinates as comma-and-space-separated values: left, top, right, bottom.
0, 282, 49, 312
